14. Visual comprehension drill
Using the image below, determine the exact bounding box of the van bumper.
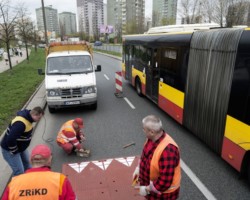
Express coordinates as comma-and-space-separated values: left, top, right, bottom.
47, 95, 97, 108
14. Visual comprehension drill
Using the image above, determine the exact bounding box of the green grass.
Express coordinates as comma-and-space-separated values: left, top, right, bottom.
0, 48, 46, 135
94, 49, 122, 57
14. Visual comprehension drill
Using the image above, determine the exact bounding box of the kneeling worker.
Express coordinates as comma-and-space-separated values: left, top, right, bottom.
57, 118, 90, 157
2, 144, 76, 200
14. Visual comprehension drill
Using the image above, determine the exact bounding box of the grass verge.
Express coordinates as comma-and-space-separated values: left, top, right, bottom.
94, 49, 122, 57
0, 48, 46, 135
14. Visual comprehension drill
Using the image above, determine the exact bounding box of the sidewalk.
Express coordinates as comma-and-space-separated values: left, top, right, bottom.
0, 48, 30, 73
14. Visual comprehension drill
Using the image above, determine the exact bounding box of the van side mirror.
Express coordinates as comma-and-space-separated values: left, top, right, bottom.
95, 65, 101, 72
38, 68, 45, 75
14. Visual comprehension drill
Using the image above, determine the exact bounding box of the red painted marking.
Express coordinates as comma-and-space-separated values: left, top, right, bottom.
62, 157, 144, 200
221, 137, 245, 172
158, 95, 183, 124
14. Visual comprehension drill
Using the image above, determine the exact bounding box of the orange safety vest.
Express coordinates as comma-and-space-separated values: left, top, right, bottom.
8, 171, 65, 200
150, 134, 181, 193
57, 120, 76, 144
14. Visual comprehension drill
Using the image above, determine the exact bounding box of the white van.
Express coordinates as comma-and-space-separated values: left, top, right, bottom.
39, 41, 101, 113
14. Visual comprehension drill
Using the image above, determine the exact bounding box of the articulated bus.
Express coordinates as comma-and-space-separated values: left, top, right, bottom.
122, 24, 250, 181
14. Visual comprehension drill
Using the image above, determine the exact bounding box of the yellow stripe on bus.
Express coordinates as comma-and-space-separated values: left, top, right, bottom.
225, 115, 250, 150
132, 68, 146, 85
159, 82, 184, 109
122, 62, 125, 72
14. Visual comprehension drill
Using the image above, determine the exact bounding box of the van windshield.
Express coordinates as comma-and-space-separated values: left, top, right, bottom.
47, 55, 93, 75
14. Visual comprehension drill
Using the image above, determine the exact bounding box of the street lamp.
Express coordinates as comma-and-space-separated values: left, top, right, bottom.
41, 0, 48, 45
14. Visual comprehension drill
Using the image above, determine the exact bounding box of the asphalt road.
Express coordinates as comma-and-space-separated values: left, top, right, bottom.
31, 53, 250, 199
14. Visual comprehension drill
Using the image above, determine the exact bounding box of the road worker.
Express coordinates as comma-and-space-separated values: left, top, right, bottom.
133, 115, 181, 200
56, 118, 90, 157
2, 144, 76, 200
1, 106, 44, 176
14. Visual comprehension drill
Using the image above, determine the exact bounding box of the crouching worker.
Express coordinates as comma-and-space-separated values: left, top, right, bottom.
57, 118, 90, 157
2, 144, 76, 200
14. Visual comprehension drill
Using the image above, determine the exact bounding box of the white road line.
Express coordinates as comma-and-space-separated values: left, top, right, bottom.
181, 159, 217, 200
104, 74, 109, 80
123, 97, 135, 109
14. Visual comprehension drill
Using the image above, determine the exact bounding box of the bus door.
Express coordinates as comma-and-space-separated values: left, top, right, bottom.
146, 48, 160, 103
124, 45, 133, 82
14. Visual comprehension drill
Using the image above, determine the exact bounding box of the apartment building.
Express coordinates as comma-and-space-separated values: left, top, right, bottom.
77, 0, 104, 39
36, 5, 59, 35
152, 0, 177, 27
59, 12, 77, 36
107, 0, 145, 35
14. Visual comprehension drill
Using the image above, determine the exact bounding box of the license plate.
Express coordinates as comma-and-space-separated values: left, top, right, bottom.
64, 101, 80, 105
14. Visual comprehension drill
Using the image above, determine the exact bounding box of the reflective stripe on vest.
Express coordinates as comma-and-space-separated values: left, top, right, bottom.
150, 134, 181, 193
8, 171, 64, 200
57, 120, 76, 144
12, 116, 32, 133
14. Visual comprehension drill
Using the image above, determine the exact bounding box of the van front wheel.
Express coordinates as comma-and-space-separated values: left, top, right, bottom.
48, 106, 56, 113
91, 102, 97, 110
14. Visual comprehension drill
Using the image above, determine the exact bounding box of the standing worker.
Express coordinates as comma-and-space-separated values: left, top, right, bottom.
133, 115, 181, 200
57, 118, 90, 157
1, 106, 44, 176
2, 144, 76, 200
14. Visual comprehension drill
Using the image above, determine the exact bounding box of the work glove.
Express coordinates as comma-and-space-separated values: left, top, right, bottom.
148, 181, 161, 195
78, 148, 84, 152
139, 186, 150, 196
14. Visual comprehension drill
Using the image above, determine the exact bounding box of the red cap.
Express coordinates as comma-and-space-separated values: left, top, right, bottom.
74, 118, 84, 128
31, 144, 51, 160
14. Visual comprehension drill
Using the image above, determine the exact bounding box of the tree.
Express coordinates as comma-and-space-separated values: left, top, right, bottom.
178, 0, 203, 24
59, 20, 65, 41
161, 17, 176, 26
115, 22, 122, 43
126, 19, 137, 34
226, 0, 249, 27
201, 0, 215, 23
152, 10, 161, 27
15, 5, 33, 61
0, 0, 20, 69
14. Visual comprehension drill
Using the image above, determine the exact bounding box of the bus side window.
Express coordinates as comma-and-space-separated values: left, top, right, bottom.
160, 48, 178, 86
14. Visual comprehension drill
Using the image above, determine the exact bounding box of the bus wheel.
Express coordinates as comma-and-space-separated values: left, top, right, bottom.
135, 78, 143, 97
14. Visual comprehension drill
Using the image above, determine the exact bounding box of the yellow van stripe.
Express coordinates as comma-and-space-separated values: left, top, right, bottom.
159, 82, 184, 109
225, 115, 250, 150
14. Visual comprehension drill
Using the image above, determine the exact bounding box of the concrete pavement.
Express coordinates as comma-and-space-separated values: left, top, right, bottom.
0, 48, 46, 196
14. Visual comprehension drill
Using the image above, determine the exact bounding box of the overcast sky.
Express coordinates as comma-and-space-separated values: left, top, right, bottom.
22, 0, 77, 22
22, 0, 152, 23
